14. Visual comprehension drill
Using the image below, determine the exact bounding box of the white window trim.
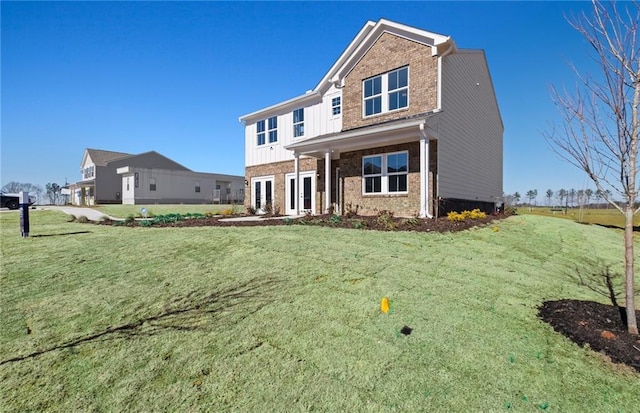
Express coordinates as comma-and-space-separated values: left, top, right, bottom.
362, 66, 409, 118
331, 96, 342, 117
256, 120, 266, 146
293, 108, 304, 138
268, 116, 278, 143
362, 150, 409, 195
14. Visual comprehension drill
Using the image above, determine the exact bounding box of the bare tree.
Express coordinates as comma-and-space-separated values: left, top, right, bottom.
546, 189, 554, 206
544, 0, 639, 334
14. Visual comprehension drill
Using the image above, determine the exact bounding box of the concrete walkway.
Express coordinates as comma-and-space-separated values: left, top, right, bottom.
41, 206, 119, 221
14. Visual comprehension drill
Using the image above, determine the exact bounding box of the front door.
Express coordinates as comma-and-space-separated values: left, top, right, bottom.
251, 176, 274, 213
285, 171, 315, 215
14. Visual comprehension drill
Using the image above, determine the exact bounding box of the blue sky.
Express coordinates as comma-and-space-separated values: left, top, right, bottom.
2, 1, 602, 201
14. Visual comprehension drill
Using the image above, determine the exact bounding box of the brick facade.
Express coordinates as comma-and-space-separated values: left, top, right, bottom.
342, 32, 438, 131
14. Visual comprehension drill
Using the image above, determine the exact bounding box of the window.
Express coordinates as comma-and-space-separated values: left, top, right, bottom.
362, 66, 409, 117
362, 151, 408, 194
257, 120, 266, 146
126, 177, 130, 191
195, 182, 201, 193
363, 155, 382, 193
150, 178, 157, 191
293, 108, 304, 138
268, 116, 278, 143
134, 172, 139, 188
388, 67, 408, 111
332, 97, 341, 115
364, 76, 382, 116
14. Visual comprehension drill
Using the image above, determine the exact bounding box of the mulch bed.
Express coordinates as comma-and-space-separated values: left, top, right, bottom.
99, 213, 507, 232
538, 300, 640, 373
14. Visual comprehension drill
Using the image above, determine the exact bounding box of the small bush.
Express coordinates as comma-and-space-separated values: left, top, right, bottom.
76, 216, 89, 224
140, 219, 153, 227
350, 219, 366, 229
447, 209, 487, 222
67, 215, 76, 223
124, 214, 135, 225
376, 210, 396, 229
345, 202, 360, 218
329, 214, 342, 226
220, 208, 234, 216
246, 206, 256, 215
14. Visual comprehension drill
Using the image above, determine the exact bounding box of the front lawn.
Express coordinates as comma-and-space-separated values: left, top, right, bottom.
1, 211, 638, 411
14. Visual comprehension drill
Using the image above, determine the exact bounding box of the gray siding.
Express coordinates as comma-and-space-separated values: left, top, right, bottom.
438, 49, 503, 204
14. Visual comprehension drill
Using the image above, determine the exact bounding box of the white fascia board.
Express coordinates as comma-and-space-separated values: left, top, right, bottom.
116, 166, 132, 174
238, 90, 321, 124
313, 20, 377, 91
328, 20, 452, 87
285, 115, 437, 155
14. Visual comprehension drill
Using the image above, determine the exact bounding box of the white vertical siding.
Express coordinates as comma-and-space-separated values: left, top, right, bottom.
437, 50, 503, 203
244, 86, 342, 167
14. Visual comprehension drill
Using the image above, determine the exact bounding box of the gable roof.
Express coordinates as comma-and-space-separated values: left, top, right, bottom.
108, 151, 192, 171
83, 148, 133, 167
239, 19, 456, 123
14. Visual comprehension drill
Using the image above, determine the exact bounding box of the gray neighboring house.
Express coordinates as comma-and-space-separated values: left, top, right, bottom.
71, 148, 244, 205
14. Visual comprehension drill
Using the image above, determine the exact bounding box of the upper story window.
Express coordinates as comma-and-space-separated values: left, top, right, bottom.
82, 165, 95, 180
268, 116, 278, 143
293, 108, 304, 138
362, 151, 408, 194
363, 66, 409, 117
257, 120, 266, 146
332, 97, 341, 115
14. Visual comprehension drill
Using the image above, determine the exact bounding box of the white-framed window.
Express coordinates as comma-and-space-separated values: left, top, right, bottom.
150, 178, 157, 192
363, 66, 409, 117
293, 108, 304, 138
257, 120, 266, 146
195, 182, 201, 193
268, 116, 278, 143
332, 97, 341, 115
362, 151, 408, 194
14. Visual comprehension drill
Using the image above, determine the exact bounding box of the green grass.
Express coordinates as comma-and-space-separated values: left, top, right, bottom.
518, 206, 639, 228
94, 203, 243, 218
1, 211, 639, 412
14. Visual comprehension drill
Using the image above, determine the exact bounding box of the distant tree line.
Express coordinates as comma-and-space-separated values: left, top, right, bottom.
1, 181, 69, 205
503, 188, 615, 209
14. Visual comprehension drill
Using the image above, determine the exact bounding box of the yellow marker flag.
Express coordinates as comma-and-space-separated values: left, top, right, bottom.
381, 297, 390, 314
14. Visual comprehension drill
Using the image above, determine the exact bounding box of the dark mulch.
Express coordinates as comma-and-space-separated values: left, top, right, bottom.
99, 213, 507, 232
538, 300, 640, 373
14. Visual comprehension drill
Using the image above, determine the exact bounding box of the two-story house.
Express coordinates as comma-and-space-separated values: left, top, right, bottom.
239, 19, 503, 217
71, 148, 244, 205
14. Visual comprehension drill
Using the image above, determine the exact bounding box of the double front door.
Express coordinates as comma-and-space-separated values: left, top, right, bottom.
285, 171, 315, 215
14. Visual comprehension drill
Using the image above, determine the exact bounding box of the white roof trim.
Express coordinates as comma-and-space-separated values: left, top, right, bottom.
239, 90, 321, 124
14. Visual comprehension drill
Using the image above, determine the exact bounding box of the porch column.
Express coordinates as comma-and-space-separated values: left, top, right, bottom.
294, 152, 300, 215
419, 136, 431, 218
324, 150, 331, 214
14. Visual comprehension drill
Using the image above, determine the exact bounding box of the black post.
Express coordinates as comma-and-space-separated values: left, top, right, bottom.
19, 191, 30, 238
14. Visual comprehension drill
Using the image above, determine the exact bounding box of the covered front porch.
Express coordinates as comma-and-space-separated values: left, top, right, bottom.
69, 181, 95, 206
284, 113, 439, 218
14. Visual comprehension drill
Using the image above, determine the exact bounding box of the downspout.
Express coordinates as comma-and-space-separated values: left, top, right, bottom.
436, 39, 456, 111
419, 122, 433, 218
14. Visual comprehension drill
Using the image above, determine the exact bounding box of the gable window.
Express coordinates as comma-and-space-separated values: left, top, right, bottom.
268, 116, 278, 143
332, 97, 341, 115
363, 66, 409, 117
363, 76, 382, 116
388, 67, 408, 111
293, 108, 304, 138
362, 151, 408, 194
257, 120, 266, 146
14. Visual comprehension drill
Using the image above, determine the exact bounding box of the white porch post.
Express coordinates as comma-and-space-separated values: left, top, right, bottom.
419, 122, 432, 218
294, 152, 300, 215
324, 150, 331, 214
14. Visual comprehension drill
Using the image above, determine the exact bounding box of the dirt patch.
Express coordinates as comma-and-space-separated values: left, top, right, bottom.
538, 300, 640, 373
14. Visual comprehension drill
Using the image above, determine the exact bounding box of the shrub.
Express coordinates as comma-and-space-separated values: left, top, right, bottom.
76, 216, 89, 224
345, 202, 360, 218
124, 214, 135, 225
67, 215, 76, 223
329, 214, 342, 226
376, 210, 396, 229
447, 209, 487, 222
246, 206, 256, 215
220, 208, 234, 216
350, 219, 366, 229
263, 202, 273, 216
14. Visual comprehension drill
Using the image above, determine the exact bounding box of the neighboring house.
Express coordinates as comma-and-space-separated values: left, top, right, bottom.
71, 148, 244, 205
239, 19, 503, 217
